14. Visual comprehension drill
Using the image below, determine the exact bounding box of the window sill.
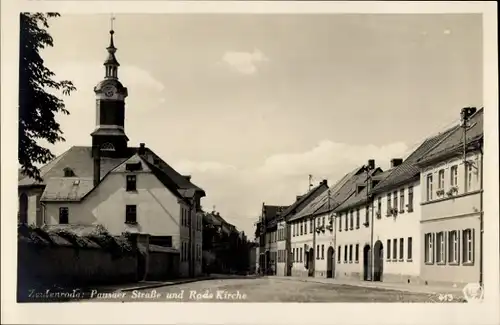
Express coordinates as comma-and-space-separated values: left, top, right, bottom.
126, 190, 138, 193
407, 259, 413, 262
424, 262, 434, 265
463, 262, 474, 266
355, 260, 359, 264
125, 221, 138, 225
407, 209, 414, 213
392, 259, 398, 262
448, 262, 459, 266
437, 262, 446, 265
356, 226, 360, 229
399, 259, 404, 262
399, 210, 405, 214
349, 261, 353, 264
387, 259, 391, 262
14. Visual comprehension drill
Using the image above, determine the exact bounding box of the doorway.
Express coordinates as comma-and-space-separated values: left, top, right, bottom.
19, 193, 28, 224
373, 240, 384, 282
326, 246, 334, 278
308, 248, 314, 277
363, 245, 371, 281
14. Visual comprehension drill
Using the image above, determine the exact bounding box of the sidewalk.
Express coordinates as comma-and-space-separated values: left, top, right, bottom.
270, 275, 465, 296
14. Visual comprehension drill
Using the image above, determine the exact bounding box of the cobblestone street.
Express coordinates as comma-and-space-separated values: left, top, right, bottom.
90, 277, 454, 303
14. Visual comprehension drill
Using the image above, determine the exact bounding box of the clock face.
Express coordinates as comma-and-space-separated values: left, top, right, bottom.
102, 85, 116, 98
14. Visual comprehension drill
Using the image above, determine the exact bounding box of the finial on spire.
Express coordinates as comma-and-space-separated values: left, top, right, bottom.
103, 14, 120, 79
110, 13, 115, 32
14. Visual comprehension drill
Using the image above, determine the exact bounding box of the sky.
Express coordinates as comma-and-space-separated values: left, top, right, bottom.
39, 13, 483, 238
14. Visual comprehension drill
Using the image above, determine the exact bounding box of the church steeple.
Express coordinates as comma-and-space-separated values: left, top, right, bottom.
91, 16, 129, 158
104, 18, 120, 80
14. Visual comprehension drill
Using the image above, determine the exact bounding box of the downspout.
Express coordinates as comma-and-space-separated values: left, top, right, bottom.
368, 170, 374, 282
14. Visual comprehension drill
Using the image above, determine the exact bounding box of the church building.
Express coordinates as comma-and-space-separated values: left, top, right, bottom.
18, 26, 205, 278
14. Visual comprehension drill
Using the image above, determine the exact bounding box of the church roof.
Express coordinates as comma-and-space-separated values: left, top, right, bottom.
18, 145, 205, 202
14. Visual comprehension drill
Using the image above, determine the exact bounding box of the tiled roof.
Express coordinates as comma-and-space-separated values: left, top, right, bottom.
263, 205, 288, 225
20, 145, 205, 202
333, 168, 384, 212
371, 125, 458, 195
292, 167, 360, 220
283, 181, 330, 222
418, 108, 483, 165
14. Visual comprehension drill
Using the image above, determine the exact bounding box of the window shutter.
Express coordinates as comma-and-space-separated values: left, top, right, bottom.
472, 228, 476, 263
432, 233, 435, 264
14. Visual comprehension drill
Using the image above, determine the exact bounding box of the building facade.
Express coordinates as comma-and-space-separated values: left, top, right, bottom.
418, 108, 483, 286
18, 27, 205, 278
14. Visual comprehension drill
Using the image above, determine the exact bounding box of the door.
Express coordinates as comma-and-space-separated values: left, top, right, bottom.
373, 241, 384, 282
308, 248, 314, 277
363, 245, 371, 281
326, 246, 334, 278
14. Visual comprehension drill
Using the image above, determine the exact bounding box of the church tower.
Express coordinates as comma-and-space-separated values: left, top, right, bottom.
91, 20, 129, 158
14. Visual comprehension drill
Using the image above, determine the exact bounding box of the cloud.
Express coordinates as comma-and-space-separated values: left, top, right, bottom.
221, 49, 269, 75
172, 140, 409, 237
443, 29, 452, 35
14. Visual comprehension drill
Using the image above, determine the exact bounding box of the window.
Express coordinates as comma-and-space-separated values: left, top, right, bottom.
309, 219, 313, 233
425, 233, 434, 264
126, 175, 137, 191
426, 174, 433, 201
365, 205, 369, 225
345, 213, 348, 231
408, 186, 414, 212
59, 207, 69, 224
344, 245, 348, 262
292, 248, 295, 262
292, 223, 295, 237
63, 168, 75, 177
339, 213, 342, 232
448, 231, 459, 263
463, 229, 473, 263
349, 210, 354, 230
300, 222, 303, 235
399, 189, 405, 212
387, 194, 392, 214
436, 232, 445, 263
438, 169, 445, 189
399, 238, 404, 260
356, 209, 360, 229
338, 246, 341, 263
300, 247, 303, 263
392, 239, 397, 261
304, 221, 307, 234
125, 162, 142, 172
377, 197, 382, 217
450, 165, 458, 187
349, 245, 353, 263
466, 163, 474, 192
321, 245, 325, 259
407, 237, 413, 261
387, 239, 391, 260
316, 245, 320, 260
322, 216, 325, 226
126, 205, 137, 224
355, 244, 359, 262
393, 191, 398, 213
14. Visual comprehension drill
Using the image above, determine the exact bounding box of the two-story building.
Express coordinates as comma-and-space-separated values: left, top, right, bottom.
257, 204, 287, 275
17, 28, 205, 278
417, 108, 483, 287
281, 180, 330, 277
333, 161, 386, 281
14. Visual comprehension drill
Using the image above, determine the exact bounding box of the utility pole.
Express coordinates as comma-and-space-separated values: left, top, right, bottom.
363, 160, 375, 282
460, 107, 482, 287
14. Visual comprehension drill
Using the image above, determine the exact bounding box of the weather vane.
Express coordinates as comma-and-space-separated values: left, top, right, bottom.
110, 14, 116, 31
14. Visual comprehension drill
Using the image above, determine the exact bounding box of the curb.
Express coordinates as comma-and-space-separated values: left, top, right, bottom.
268, 276, 455, 295
119, 277, 214, 292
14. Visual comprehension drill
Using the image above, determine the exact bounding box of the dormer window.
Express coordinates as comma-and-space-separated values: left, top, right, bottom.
63, 168, 75, 177
126, 162, 142, 171
101, 142, 116, 152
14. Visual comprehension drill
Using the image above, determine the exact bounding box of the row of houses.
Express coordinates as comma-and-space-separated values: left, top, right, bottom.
255, 107, 483, 287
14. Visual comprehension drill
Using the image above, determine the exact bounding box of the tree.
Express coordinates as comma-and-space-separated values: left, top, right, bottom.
18, 13, 76, 181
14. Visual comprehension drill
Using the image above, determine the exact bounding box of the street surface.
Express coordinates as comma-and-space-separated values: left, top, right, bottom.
90, 277, 451, 303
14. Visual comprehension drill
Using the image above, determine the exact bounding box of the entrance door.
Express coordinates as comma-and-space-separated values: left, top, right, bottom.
308, 248, 314, 277
373, 241, 384, 282
137, 251, 147, 281
326, 246, 334, 278
19, 193, 28, 224
363, 245, 371, 281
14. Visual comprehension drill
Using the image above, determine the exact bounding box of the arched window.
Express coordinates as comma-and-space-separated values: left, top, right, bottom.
19, 193, 28, 224
63, 167, 75, 177
101, 142, 116, 152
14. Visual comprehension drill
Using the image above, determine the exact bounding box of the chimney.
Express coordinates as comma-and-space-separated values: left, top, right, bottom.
391, 158, 403, 168
138, 143, 145, 155
321, 179, 328, 186
368, 159, 375, 170
92, 145, 100, 187
296, 195, 302, 201
183, 175, 192, 181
